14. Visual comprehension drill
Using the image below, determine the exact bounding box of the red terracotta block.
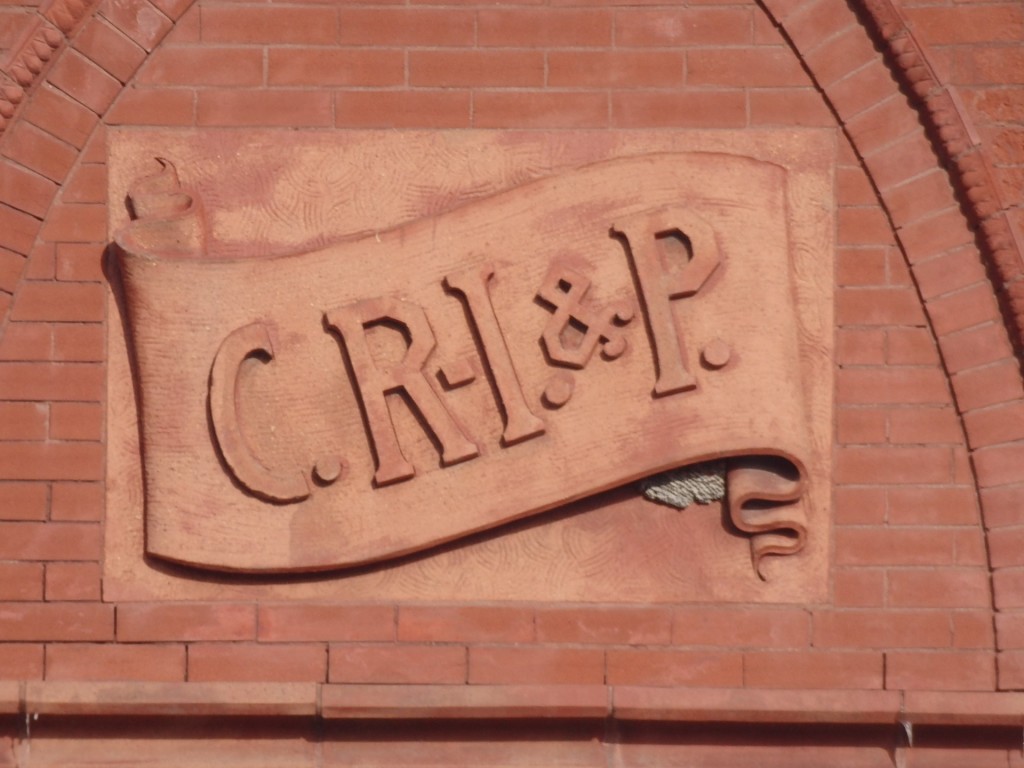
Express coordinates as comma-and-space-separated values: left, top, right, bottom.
535, 607, 671, 645
617, 7, 751, 46
0, 402, 46, 440
888, 569, 992, 609
259, 604, 394, 642
868, 139, 943, 196
0, 443, 102, 481
478, 8, 610, 46
887, 407, 961, 445
954, 527, 987, 567
836, 445, 954, 485
268, 50, 404, 87
149, 0, 192, 22
836, 407, 886, 445
50, 481, 104, 521
993, 569, 1024, 610
886, 328, 940, 365
468, 647, 604, 685
836, 285, 927, 325
335, 91, 471, 129
80, 124, 106, 165
887, 486, 979, 526
837, 165, 878, 207
548, 51, 683, 88
11, 282, 104, 322
687, 48, 806, 87
53, 325, 104, 363
0, 644, 43, 678
106, 86, 195, 126
0, 203, 42, 255
200, 6, 336, 44
952, 612, 994, 650
836, 369, 949, 406
999, 650, 1024, 690
0, 160, 57, 219
963, 401, 1024, 451
0, 361, 104, 401
0, 521, 101, 560
833, 569, 885, 607
941, 322, 1015, 375
117, 603, 257, 642
988, 527, 1024, 569
974, 443, 1024, 488
611, 91, 745, 128
836, 246, 887, 287
476, 91, 608, 128
25, 242, 55, 280
745, 651, 883, 689
48, 50, 122, 115
898, 208, 977, 264
607, 649, 743, 687
50, 402, 103, 441
46, 643, 185, 681
0, 562, 43, 600
930, 281, 1003, 337
0, 247, 23, 292
340, 8, 475, 46
45, 562, 102, 601
904, 4, 1024, 45
834, 528, 956, 566
20, 84, 99, 151
951, 360, 1024, 412
827, 59, 899, 122
99, 0, 173, 50
39, 203, 107, 243
749, 88, 834, 127
62, 164, 107, 205
886, 650, 995, 691
55, 243, 106, 282
190, 642, 326, 682
1, 123, 78, 185
0, 482, 47, 521
778, 0, 856, 46
834, 486, 887, 526
812, 610, 951, 649
836, 328, 886, 365
196, 90, 332, 127
803, 23, 882, 88
673, 608, 810, 649
843, 95, 920, 160
399, 606, 533, 644
886, 172, 962, 238
0, 322, 52, 362
329, 644, 465, 684
74, 17, 147, 83
139, 46, 264, 86
410, 51, 543, 88
995, 612, 1024, 650
0, 603, 113, 641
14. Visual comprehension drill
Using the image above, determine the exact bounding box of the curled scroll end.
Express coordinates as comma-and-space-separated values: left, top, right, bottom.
116, 157, 205, 259
725, 456, 808, 581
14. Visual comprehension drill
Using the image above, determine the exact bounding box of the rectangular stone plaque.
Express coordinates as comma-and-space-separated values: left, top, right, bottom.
105, 130, 834, 603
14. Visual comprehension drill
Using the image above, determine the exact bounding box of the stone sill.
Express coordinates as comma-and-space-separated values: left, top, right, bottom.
0, 682, 1021, 727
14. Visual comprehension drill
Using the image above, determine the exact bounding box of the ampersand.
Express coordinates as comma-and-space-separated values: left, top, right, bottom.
536, 265, 634, 369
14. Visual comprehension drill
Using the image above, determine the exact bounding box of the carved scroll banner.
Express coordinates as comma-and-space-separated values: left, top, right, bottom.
113, 144, 827, 580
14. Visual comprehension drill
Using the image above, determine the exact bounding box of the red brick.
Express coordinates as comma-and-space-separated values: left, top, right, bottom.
399, 606, 533, 643
20, 84, 99, 151
0, 603, 113, 641
148, 0, 191, 22
0, 443, 102, 481
836, 328, 886, 365
904, 5, 1024, 45
954, 527, 987, 567
45, 562, 102, 601
469, 647, 603, 685
47, 643, 183, 682
999, 650, 1024, 690
190, 643, 326, 682
259, 604, 393, 642
994, 569, 1024, 610
837, 446, 954, 485
749, 88, 834, 127
2, 122, 79, 186
616, 7, 751, 46
0, 562, 43, 600
888, 407, 961, 444
140, 46, 264, 86
49, 402, 102, 442
410, 51, 543, 88
0, 402, 46, 440
837, 247, 887, 287
49, 50, 122, 115
952, 612, 994, 650
886, 328, 940, 365
941, 322, 1015, 374
886, 170, 962, 234
745, 651, 883, 689
479, 8, 611, 46
836, 369, 949, 405
196, 90, 332, 127
673, 607, 809, 648
340, 8, 475, 46
980, 485, 1024, 529
988, 527, 1024, 569
476, 92, 608, 128
106, 87, 195, 126
0, 247, 24, 292
61, 164, 107, 205
0, 160, 57, 219
834, 486, 887, 526
81, 125, 106, 164
837, 166, 877, 207
534, 607, 670, 645
888, 569, 992, 609
687, 48, 806, 87
39, 204, 107, 243
836, 407, 886, 444
99, 0, 173, 50
974, 443, 1024, 488
995, 612, 1024, 649
53, 324, 105, 362
813, 610, 951, 649
0, 203, 42, 254
898, 208, 977, 264
51, 481, 103, 521
827, 59, 899, 121
834, 569, 885, 607
55, 243, 106, 282
951, 360, 1024, 412
963, 402, 1024, 450
836, 285, 925, 325
929, 281, 1003, 337
25, 242, 55, 280
0, 521, 101, 560
268, 50, 404, 87
834, 528, 956, 566
0, 361, 104, 400
888, 486, 979, 526
548, 51, 683, 88
329, 644, 464, 684
0, 481, 47, 520
612, 91, 745, 128
74, 17, 147, 83
803, 22, 881, 87
0, 644, 43, 678
886, 650, 995, 691
837, 207, 894, 247
335, 91, 471, 129
117, 603, 257, 642
11, 282, 104, 322
0, 322, 49, 362
201, 6, 336, 44
607, 649, 742, 686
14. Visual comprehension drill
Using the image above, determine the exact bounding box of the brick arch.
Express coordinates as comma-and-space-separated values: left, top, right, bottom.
0, 0, 1022, 686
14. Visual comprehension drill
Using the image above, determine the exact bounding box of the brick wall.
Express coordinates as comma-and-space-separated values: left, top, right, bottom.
0, 0, 1022, 763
